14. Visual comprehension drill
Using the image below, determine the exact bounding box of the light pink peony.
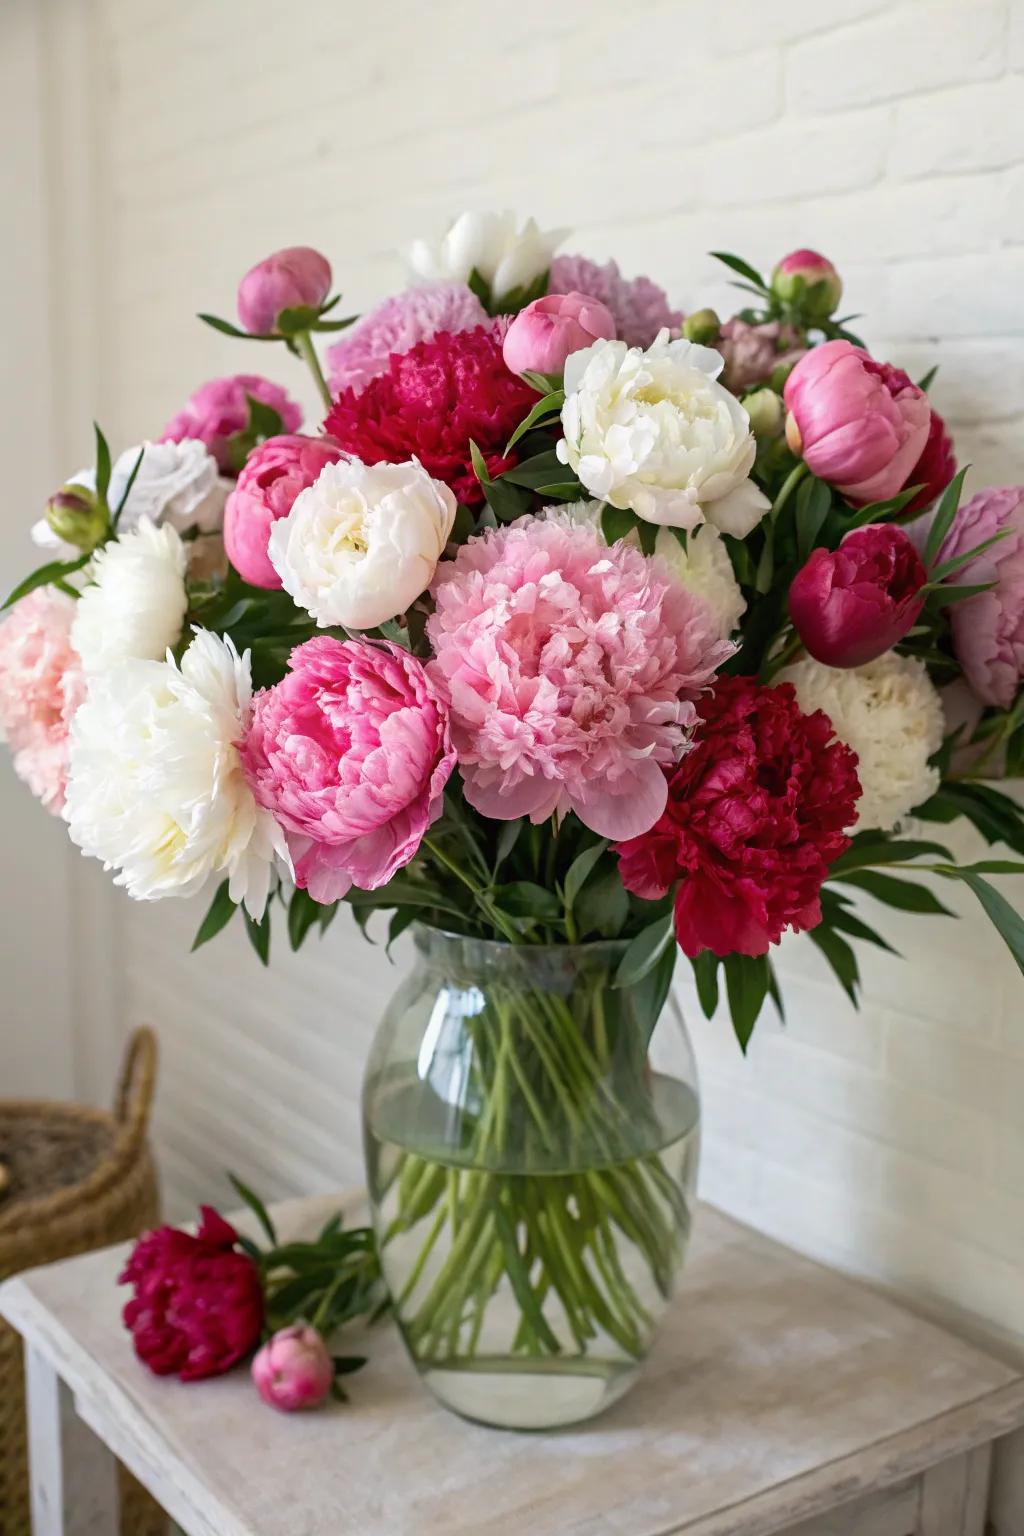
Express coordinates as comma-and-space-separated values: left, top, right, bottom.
326, 282, 489, 395
160, 375, 302, 473
426, 512, 732, 841
224, 434, 344, 589
0, 587, 85, 812
548, 254, 682, 348
784, 341, 931, 505
717, 317, 805, 396
926, 486, 1024, 709
502, 291, 616, 376
239, 636, 456, 903
251, 1325, 333, 1412
237, 247, 332, 336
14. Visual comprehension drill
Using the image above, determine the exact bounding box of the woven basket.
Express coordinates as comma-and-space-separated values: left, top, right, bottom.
0, 1028, 165, 1536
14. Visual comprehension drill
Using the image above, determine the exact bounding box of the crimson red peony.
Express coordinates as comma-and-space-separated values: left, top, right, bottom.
902, 407, 956, 514
614, 677, 861, 958
119, 1206, 264, 1381
324, 325, 539, 505
788, 523, 929, 668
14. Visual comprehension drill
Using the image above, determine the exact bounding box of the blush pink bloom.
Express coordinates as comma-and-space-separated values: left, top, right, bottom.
717, 317, 805, 396
426, 512, 732, 841
326, 282, 489, 395
502, 291, 616, 376
548, 254, 682, 348
784, 341, 931, 505
925, 486, 1024, 709
0, 587, 84, 813
160, 375, 302, 473
251, 1325, 333, 1413
240, 637, 456, 903
237, 247, 332, 336
224, 434, 344, 589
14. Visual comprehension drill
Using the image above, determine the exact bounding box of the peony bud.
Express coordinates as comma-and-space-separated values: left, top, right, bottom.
742, 388, 783, 440
502, 290, 616, 377
789, 523, 928, 668
683, 308, 721, 345
251, 1325, 334, 1412
237, 247, 332, 336
45, 483, 109, 552
771, 249, 842, 320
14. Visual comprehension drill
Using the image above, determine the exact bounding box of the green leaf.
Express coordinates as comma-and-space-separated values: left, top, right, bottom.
574, 868, 629, 938
93, 423, 112, 506
504, 390, 565, 455
245, 393, 285, 442
944, 859, 1024, 877
197, 311, 276, 341
844, 482, 923, 527
615, 914, 675, 989
821, 891, 900, 956
331, 1355, 369, 1376
386, 908, 417, 959
691, 951, 720, 1019
191, 880, 238, 951
835, 869, 955, 917
809, 925, 860, 1006
828, 838, 953, 876
493, 818, 524, 874
929, 529, 1009, 582
490, 881, 562, 921
927, 581, 994, 607
923, 465, 970, 567
795, 476, 832, 561
710, 250, 768, 291
275, 304, 321, 336
953, 872, 1024, 979
287, 888, 321, 952
766, 960, 786, 1023
243, 906, 272, 965
601, 504, 638, 545
917, 782, 1024, 857
520, 369, 564, 394
722, 953, 769, 1052
466, 266, 491, 309
228, 1172, 277, 1245
2, 554, 90, 611
917, 364, 939, 393
112, 447, 145, 528
633, 941, 678, 1048
563, 841, 609, 910
499, 448, 567, 489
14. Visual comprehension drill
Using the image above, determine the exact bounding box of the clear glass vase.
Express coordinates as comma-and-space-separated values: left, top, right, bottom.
362, 925, 700, 1430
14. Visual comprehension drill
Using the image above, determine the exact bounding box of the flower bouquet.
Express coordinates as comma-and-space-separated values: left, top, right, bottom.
4, 215, 1024, 1428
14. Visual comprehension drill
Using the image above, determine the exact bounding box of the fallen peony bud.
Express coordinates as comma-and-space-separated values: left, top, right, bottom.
252, 1324, 334, 1412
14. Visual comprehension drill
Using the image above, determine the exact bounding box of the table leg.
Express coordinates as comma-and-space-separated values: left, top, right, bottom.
25, 1344, 120, 1535
919, 1444, 992, 1535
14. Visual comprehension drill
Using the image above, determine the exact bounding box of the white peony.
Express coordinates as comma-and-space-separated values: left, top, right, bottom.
269, 457, 457, 631
408, 210, 567, 301
654, 524, 747, 640
557, 333, 771, 536
71, 519, 188, 674
64, 629, 289, 916
777, 651, 945, 833
33, 440, 226, 556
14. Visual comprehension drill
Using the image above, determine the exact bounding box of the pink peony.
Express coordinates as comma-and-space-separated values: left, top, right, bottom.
926, 486, 1024, 709
240, 637, 456, 903
502, 291, 616, 376
548, 254, 682, 348
784, 341, 931, 505
237, 247, 332, 336
902, 407, 956, 514
426, 512, 732, 841
717, 317, 806, 396
251, 1325, 334, 1412
224, 434, 344, 589
0, 587, 84, 813
326, 282, 489, 395
160, 375, 302, 473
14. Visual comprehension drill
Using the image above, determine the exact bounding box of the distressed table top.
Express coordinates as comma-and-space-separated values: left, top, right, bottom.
3, 1196, 1024, 1536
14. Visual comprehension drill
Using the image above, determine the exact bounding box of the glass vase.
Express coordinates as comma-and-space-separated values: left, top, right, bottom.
362, 925, 700, 1430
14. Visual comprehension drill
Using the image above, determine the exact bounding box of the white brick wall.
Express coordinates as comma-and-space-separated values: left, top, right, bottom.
16, 0, 1024, 1353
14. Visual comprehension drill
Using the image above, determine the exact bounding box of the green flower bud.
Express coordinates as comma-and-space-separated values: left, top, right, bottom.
683, 308, 721, 345
770, 249, 842, 321
45, 483, 109, 552
742, 388, 784, 440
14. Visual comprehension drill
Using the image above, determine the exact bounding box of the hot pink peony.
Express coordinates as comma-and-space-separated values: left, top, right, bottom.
160, 375, 302, 473
926, 486, 1024, 709
788, 524, 928, 668
426, 512, 732, 841
326, 282, 489, 395
224, 434, 344, 588
251, 1325, 334, 1412
502, 291, 616, 376
548, 254, 682, 348
784, 341, 931, 505
240, 637, 456, 903
0, 588, 84, 813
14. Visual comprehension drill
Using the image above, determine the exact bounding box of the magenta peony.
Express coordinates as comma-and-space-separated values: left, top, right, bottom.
240, 637, 456, 903
251, 1325, 334, 1412
770, 249, 843, 318
502, 290, 616, 376
784, 341, 931, 505
717, 317, 805, 396
788, 524, 928, 668
926, 486, 1024, 709
0, 587, 84, 813
426, 511, 732, 841
548, 254, 682, 348
326, 282, 488, 395
224, 434, 343, 589
160, 375, 302, 473
237, 246, 332, 336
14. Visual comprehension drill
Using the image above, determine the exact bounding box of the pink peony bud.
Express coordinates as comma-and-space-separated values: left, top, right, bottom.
237, 247, 332, 336
251, 1325, 334, 1412
789, 524, 928, 668
784, 341, 931, 506
223, 434, 343, 588
45, 482, 108, 552
502, 290, 616, 377
771, 249, 843, 319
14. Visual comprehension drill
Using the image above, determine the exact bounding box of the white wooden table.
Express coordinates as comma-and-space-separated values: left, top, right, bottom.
3, 1196, 1024, 1536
